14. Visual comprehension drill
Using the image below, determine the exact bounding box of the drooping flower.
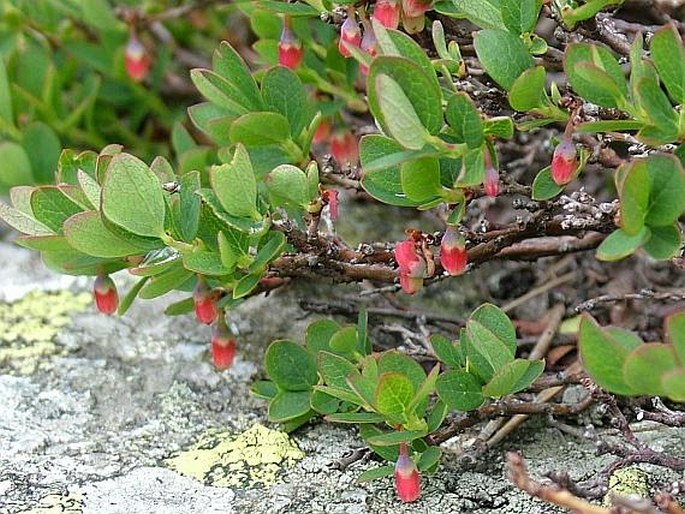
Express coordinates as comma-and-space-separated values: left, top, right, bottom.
278, 20, 303, 69
394, 443, 421, 502
338, 14, 362, 58
324, 189, 339, 221
211, 314, 236, 370
193, 277, 218, 325
360, 27, 377, 75
551, 138, 578, 186
124, 31, 150, 82
330, 130, 359, 168
440, 226, 467, 276
394, 239, 426, 294
373, 0, 401, 30
312, 118, 332, 145
93, 274, 119, 315
484, 165, 499, 198
401, 0, 432, 18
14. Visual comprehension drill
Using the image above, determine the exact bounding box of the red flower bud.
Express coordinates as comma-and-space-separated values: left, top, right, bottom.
440, 227, 467, 276
330, 130, 359, 167
402, 0, 432, 19
551, 139, 578, 186
93, 274, 119, 315
313, 118, 332, 145
338, 15, 362, 58
394, 443, 421, 503
194, 278, 218, 325
484, 165, 499, 198
211, 315, 236, 370
360, 28, 377, 75
278, 25, 303, 70
125, 33, 150, 82
373, 0, 401, 29
324, 188, 339, 221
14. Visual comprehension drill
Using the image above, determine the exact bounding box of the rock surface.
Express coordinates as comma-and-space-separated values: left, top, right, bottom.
0, 242, 683, 514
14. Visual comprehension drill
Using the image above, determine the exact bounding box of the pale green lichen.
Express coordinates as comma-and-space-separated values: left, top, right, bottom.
0, 290, 91, 375
165, 423, 305, 488
16, 491, 84, 514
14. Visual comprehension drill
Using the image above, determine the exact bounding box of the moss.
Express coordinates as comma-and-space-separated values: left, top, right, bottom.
0, 290, 91, 375
165, 423, 305, 488
603, 467, 650, 506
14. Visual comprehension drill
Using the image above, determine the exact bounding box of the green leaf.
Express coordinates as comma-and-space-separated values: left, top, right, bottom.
183, 251, 231, 276
261, 66, 308, 137
64, 211, 150, 258
408, 364, 441, 414
249, 232, 286, 272
313, 385, 365, 406
265, 340, 318, 391
623, 344, 679, 396
618, 159, 650, 236
265, 164, 310, 208
230, 112, 291, 146
14, 235, 72, 252
117, 277, 149, 316
367, 56, 443, 137
577, 120, 645, 133
573, 63, 626, 108
77, 170, 101, 210
139, 264, 193, 299
650, 24, 685, 104
464, 321, 516, 382
483, 117, 514, 139
400, 156, 441, 202
30, 186, 83, 233
564, 43, 626, 108
357, 465, 394, 482
644, 154, 685, 227
310, 389, 339, 415
596, 227, 649, 262
329, 326, 359, 355
190, 69, 252, 117
268, 390, 312, 422
470, 303, 517, 353
213, 41, 263, 111
418, 446, 441, 472
0, 142, 33, 189
378, 351, 427, 391
509, 66, 546, 111
445, 93, 484, 149
666, 311, 685, 364
473, 29, 534, 90
233, 272, 262, 299
375, 372, 414, 418
0, 200, 53, 236
436, 369, 485, 411
101, 154, 166, 238
318, 351, 357, 390
578, 315, 635, 395
306, 319, 341, 355
430, 334, 464, 368
325, 412, 386, 424
635, 78, 679, 137
482, 358, 544, 398
251, 380, 278, 400
532, 166, 564, 200
130, 248, 181, 277
442, 0, 505, 30
662, 369, 685, 402
80, 0, 124, 30
0, 58, 13, 125
210, 144, 259, 219
20, 122, 61, 184
375, 75, 430, 150
501, 0, 538, 34
643, 223, 681, 260
426, 399, 448, 433
365, 430, 426, 447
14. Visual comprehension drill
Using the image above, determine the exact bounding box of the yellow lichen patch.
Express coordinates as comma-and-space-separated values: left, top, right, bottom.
0, 290, 91, 375
17, 491, 84, 513
603, 466, 650, 506
165, 423, 305, 488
